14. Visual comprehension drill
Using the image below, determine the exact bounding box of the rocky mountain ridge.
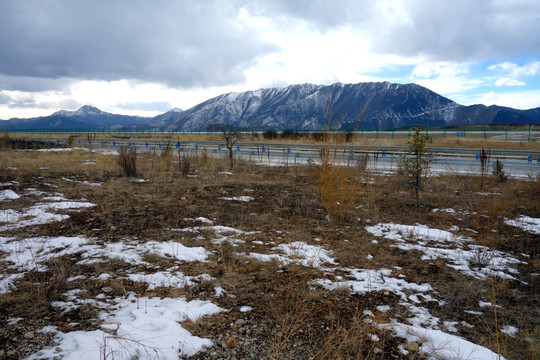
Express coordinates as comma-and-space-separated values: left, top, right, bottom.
1, 82, 539, 130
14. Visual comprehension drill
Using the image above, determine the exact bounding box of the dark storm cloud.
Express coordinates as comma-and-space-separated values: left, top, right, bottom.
247, 0, 540, 62
0, 75, 72, 92
0, 0, 278, 88
369, 1, 540, 61
243, 0, 374, 29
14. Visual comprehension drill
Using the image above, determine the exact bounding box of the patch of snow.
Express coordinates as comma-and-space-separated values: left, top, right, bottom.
214, 286, 226, 296
219, 196, 254, 202
248, 241, 336, 269
389, 321, 505, 360
0, 273, 21, 294
501, 325, 518, 337
67, 275, 86, 282
504, 216, 540, 234
7, 317, 22, 325
443, 321, 459, 333
366, 223, 524, 281
184, 217, 214, 224
0, 181, 18, 186
62, 177, 103, 186
0, 198, 95, 232
127, 272, 213, 291
0, 190, 20, 201
240, 306, 253, 312
314, 268, 431, 302
365, 223, 472, 244
464, 310, 483, 315
28, 295, 225, 359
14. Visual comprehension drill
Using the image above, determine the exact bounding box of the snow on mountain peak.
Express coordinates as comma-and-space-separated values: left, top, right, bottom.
74, 105, 102, 116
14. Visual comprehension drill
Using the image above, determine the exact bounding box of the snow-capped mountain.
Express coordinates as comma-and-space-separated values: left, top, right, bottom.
1, 105, 150, 130
1, 82, 539, 130
147, 82, 539, 130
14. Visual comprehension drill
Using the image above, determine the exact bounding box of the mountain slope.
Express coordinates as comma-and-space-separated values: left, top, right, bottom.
150, 82, 539, 130
1, 82, 539, 130
1, 105, 149, 130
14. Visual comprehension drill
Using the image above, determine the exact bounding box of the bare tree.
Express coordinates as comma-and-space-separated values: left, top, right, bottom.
208, 123, 247, 169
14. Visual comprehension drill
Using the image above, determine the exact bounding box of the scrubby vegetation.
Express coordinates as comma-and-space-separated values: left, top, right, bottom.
0, 140, 538, 359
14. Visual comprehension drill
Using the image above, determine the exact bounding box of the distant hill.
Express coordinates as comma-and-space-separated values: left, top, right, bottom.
1, 105, 149, 130
1, 82, 539, 131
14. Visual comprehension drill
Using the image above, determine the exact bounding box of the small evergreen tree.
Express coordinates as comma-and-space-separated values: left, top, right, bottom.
492, 158, 508, 182
399, 125, 433, 208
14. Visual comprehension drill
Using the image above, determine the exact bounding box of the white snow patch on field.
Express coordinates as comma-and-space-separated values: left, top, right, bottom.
365, 223, 471, 245
247, 241, 336, 268
62, 177, 103, 186
504, 216, 540, 234
389, 322, 506, 359
27, 295, 224, 359
366, 223, 524, 281
314, 268, 432, 302
127, 272, 213, 291
0, 190, 20, 201
219, 196, 254, 202
0, 200, 95, 232
501, 325, 518, 337
0, 236, 208, 293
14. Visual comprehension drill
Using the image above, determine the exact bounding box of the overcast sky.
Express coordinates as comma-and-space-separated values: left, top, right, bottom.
1, 0, 540, 119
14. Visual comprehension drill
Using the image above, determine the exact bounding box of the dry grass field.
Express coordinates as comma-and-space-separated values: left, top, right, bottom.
0, 136, 539, 359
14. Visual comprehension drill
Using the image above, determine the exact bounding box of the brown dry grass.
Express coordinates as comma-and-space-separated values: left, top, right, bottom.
0, 144, 538, 359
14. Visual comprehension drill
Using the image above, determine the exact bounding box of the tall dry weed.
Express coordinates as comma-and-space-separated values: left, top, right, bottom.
313, 151, 364, 220
117, 146, 137, 177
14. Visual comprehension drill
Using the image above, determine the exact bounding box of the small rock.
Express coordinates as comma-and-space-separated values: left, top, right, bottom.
101, 287, 114, 293
235, 319, 247, 326
461, 321, 475, 329
55, 347, 63, 352
24, 331, 35, 339
373, 347, 383, 354
226, 337, 237, 348
7, 350, 17, 356
0, 350, 4, 357
405, 342, 419, 352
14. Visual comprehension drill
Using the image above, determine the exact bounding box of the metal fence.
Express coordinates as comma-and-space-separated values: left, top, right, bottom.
3, 124, 539, 141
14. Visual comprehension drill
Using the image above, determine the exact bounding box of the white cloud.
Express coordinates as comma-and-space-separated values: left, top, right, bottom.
411, 62, 469, 79
466, 90, 540, 109
488, 61, 540, 78
410, 62, 484, 96
494, 78, 526, 87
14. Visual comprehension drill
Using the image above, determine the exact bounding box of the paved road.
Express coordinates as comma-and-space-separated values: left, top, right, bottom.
21, 136, 540, 178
